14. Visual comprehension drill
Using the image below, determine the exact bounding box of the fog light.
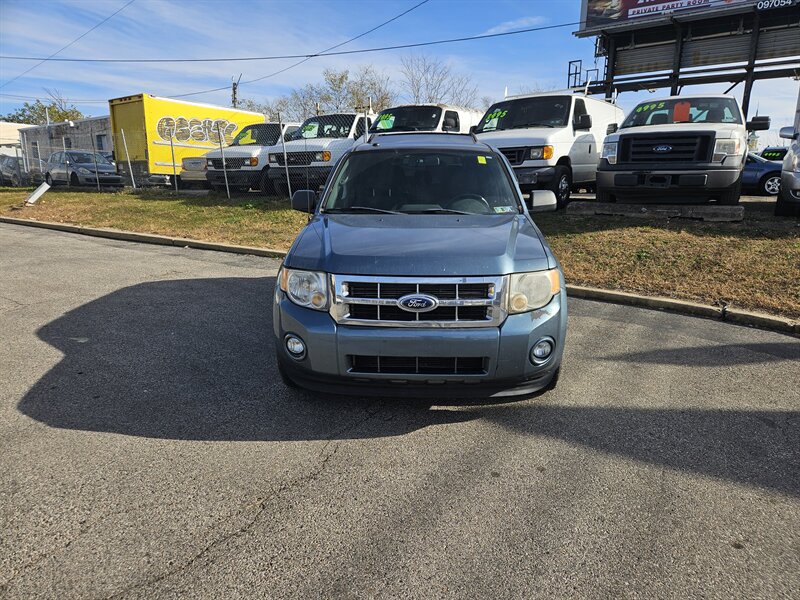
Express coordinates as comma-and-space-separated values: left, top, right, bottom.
285, 335, 306, 358
530, 338, 554, 364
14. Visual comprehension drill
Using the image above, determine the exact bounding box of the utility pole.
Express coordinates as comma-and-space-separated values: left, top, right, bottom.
231, 74, 241, 108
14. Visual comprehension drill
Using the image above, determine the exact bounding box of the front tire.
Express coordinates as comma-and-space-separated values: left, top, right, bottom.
548, 166, 572, 209
70, 173, 80, 187
760, 173, 781, 196
45, 173, 54, 187
259, 169, 275, 195
718, 177, 742, 205
775, 193, 800, 217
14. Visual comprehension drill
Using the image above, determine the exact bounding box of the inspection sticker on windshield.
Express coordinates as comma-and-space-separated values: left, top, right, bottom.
477, 155, 487, 164
494, 206, 514, 213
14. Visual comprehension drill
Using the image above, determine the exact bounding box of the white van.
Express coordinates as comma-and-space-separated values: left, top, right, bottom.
201, 121, 300, 193
268, 112, 376, 195
475, 92, 624, 207
368, 104, 483, 134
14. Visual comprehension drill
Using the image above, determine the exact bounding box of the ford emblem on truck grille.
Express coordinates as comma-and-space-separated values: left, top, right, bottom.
653, 145, 673, 153
397, 294, 439, 313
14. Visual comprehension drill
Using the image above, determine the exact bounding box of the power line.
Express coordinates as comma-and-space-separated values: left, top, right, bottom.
0, 0, 136, 90
172, 0, 432, 99
0, 19, 581, 65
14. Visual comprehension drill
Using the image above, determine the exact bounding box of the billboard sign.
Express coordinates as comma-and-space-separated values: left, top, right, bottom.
580, 0, 756, 32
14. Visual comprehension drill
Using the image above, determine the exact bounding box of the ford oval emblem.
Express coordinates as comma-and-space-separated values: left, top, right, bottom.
397, 294, 439, 313
653, 145, 672, 153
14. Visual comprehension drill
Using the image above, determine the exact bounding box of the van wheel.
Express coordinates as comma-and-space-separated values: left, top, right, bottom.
718, 177, 742, 205
259, 170, 275, 195
760, 174, 781, 196
274, 179, 289, 198
549, 166, 572, 209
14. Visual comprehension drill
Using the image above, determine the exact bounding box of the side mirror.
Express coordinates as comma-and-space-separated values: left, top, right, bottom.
575, 114, 592, 130
528, 190, 557, 213
606, 123, 618, 135
469, 125, 477, 134
746, 116, 771, 131
291, 190, 317, 213
779, 126, 798, 140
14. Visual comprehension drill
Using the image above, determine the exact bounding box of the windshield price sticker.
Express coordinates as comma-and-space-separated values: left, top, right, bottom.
484, 109, 508, 123
376, 113, 395, 130
635, 101, 666, 113
494, 206, 514, 213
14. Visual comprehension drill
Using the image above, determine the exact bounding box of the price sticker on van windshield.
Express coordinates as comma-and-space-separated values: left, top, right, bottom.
635, 101, 666, 113
484, 109, 508, 123
375, 113, 395, 130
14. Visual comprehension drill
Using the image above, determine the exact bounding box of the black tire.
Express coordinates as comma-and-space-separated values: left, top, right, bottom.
70, 173, 80, 187
259, 169, 275, 195
718, 177, 742, 205
548, 165, 572, 209
774, 194, 800, 217
274, 178, 289, 198
759, 173, 782, 196
45, 173, 54, 187
595, 187, 614, 203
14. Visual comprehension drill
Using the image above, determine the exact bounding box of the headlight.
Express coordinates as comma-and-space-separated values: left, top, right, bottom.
506, 269, 561, 314
279, 267, 329, 311
269, 154, 278, 163
713, 138, 743, 161
248, 157, 259, 167
601, 142, 617, 165
314, 151, 331, 162
77, 167, 91, 175
529, 146, 553, 160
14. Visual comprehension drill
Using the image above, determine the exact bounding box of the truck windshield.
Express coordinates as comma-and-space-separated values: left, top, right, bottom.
67, 152, 110, 165
231, 124, 282, 146
369, 106, 443, 132
289, 115, 356, 140
322, 150, 521, 215
475, 96, 571, 133
621, 97, 743, 128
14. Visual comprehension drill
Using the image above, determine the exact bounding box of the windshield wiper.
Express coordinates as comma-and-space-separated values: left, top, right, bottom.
324, 206, 401, 215
402, 208, 475, 215
510, 123, 556, 129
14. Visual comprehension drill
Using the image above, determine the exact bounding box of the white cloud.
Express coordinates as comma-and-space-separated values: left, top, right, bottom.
482, 16, 547, 36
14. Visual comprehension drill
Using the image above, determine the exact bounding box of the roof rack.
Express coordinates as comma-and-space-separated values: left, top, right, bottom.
364, 130, 483, 146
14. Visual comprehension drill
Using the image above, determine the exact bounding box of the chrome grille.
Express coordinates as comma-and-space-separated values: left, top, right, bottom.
349, 355, 487, 375
499, 147, 527, 166
330, 275, 507, 328
273, 151, 316, 166
209, 157, 246, 170
619, 134, 713, 163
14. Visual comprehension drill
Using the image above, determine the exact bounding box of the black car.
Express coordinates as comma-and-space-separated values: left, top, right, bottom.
760, 146, 788, 162
0, 155, 26, 186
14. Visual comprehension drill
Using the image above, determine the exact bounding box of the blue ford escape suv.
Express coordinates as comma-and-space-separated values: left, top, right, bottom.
274, 133, 567, 398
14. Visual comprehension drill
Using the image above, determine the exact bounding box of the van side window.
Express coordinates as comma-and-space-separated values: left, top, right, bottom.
443, 111, 460, 132
355, 118, 366, 138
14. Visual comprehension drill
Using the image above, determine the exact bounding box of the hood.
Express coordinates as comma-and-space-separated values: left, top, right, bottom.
476, 127, 563, 147
285, 214, 551, 276
609, 122, 744, 142
281, 138, 354, 153
205, 145, 266, 159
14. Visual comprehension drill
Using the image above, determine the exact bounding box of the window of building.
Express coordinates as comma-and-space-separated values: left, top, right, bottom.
64, 137, 72, 149
32, 141, 40, 160
96, 134, 108, 151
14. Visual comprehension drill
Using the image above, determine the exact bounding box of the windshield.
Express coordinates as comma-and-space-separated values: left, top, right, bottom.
475, 96, 571, 133
369, 106, 443, 132
231, 123, 282, 146
621, 97, 743, 128
289, 115, 356, 140
322, 149, 521, 215
67, 152, 110, 165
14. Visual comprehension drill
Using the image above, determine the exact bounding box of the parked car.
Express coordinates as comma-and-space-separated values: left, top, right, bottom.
268, 112, 376, 195
776, 130, 800, 217
475, 92, 624, 208
204, 121, 299, 193
0, 155, 26, 186
180, 156, 210, 189
598, 94, 770, 204
760, 146, 788, 162
742, 153, 782, 196
368, 104, 483, 134
44, 150, 123, 188
275, 132, 565, 398
25, 158, 47, 185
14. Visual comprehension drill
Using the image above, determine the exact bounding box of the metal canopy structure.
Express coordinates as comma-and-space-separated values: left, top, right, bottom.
574, 1, 800, 117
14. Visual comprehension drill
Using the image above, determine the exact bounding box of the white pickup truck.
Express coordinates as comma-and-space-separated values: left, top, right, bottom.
597, 94, 770, 204
475, 92, 624, 208
268, 112, 376, 195
202, 121, 299, 193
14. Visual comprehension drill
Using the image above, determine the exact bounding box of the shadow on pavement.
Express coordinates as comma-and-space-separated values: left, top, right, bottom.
16, 276, 799, 495
603, 342, 799, 366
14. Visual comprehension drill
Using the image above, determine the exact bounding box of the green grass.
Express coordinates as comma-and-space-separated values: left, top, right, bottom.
2, 187, 798, 319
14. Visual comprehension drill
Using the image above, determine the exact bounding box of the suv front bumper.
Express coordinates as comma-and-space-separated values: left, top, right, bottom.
597, 162, 740, 196
274, 289, 567, 398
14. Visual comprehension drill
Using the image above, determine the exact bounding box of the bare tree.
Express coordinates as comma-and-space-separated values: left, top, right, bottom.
398, 54, 478, 108
479, 95, 495, 111
348, 65, 396, 112
238, 96, 292, 122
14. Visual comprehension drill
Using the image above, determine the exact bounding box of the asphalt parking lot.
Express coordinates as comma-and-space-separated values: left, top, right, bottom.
1, 223, 798, 599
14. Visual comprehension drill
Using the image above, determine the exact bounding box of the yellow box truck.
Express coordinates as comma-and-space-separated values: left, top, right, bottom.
108, 93, 266, 186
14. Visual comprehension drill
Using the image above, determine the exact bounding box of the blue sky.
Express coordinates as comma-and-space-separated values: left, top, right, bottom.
0, 0, 797, 146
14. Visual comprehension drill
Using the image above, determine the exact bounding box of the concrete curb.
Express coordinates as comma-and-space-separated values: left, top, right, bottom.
0, 216, 286, 259
2, 216, 797, 336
